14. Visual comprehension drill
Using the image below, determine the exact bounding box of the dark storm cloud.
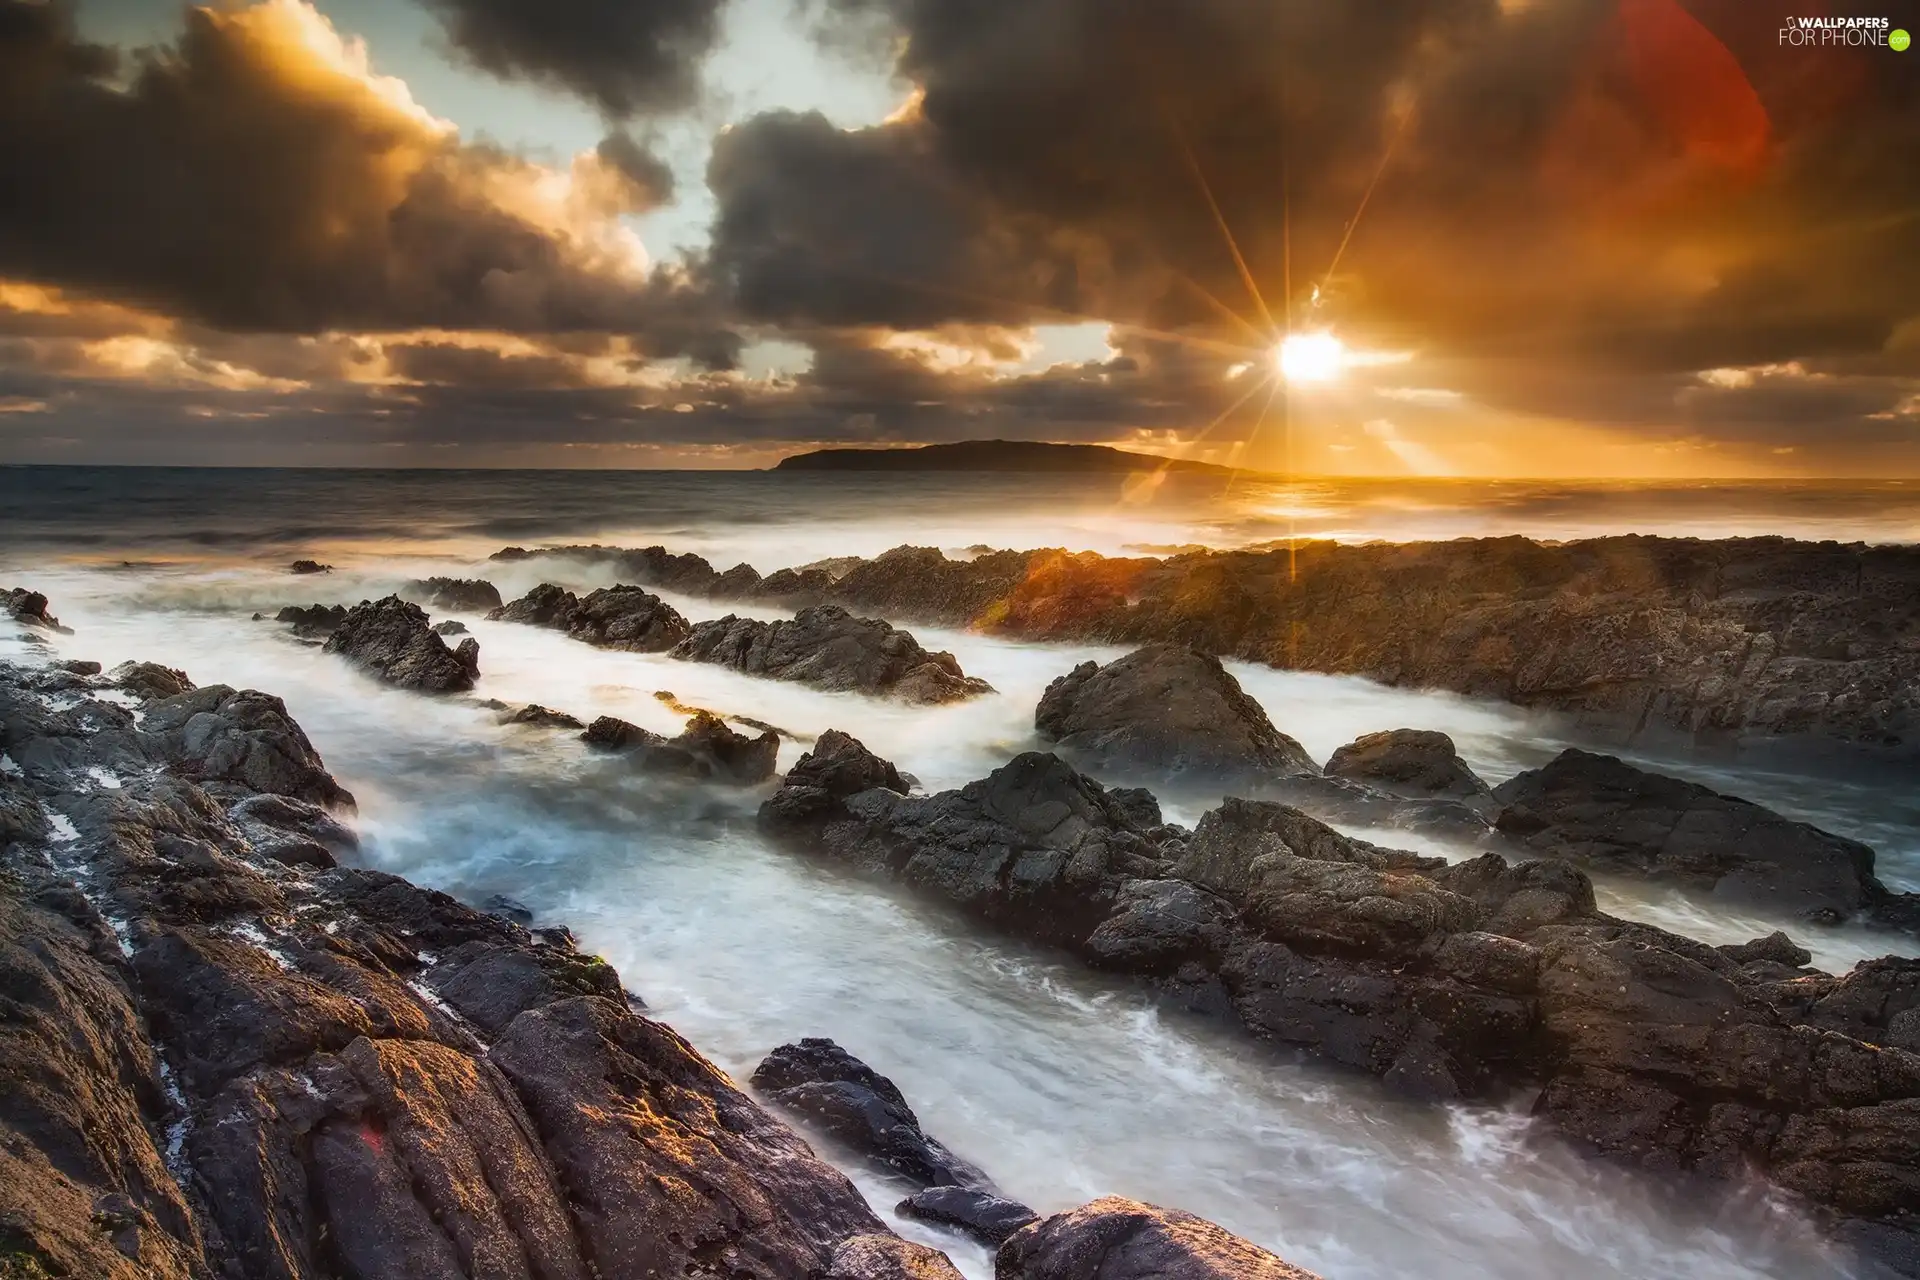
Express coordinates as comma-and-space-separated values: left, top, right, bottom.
597, 131, 678, 210
0, 0, 737, 360
707, 0, 1920, 437
419, 0, 724, 117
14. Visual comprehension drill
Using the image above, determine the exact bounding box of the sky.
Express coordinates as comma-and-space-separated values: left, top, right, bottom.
0, 0, 1916, 474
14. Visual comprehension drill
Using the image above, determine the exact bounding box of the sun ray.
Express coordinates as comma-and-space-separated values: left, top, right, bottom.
1160, 109, 1278, 338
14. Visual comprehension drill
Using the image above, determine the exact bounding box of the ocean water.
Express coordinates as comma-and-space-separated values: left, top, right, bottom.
4, 464, 1915, 1279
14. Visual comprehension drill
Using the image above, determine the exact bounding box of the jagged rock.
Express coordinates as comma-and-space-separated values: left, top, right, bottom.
1493, 749, 1912, 927
228, 792, 359, 868
488, 583, 691, 653
898, 1186, 1039, 1247
759, 730, 910, 838
829, 1234, 968, 1279
431, 619, 468, 636
0, 657, 948, 1280
275, 602, 348, 637
752, 1039, 994, 1190
582, 712, 779, 785
407, 576, 503, 612
288, 559, 333, 574
1718, 930, 1813, 969
1035, 644, 1316, 784
142, 684, 356, 808
1325, 729, 1495, 813
518, 537, 1920, 764
997, 1197, 1323, 1280
672, 605, 992, 704
107, 660, 193, 700
502, 704, 585, 730
5, 587, 71, 633
323, 596, 479, 694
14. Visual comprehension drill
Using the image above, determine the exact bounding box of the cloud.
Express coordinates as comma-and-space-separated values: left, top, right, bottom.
0, 0, 736, 358
418, 0, 724, 117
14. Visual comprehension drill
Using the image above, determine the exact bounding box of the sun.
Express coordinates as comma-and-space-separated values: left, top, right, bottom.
1276, 332, 1346, 383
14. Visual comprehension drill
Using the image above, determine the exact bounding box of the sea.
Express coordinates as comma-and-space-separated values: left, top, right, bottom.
4, 464, 1917, 1280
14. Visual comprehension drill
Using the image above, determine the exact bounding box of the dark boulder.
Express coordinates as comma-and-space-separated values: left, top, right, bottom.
673, 605, 993, 704
996, 1197, 1323, 1280
323, 596, 480, 694
275, 603, 348, 638
1035, 645, 1316, 785
108, 660, 193, 700
899, 1187, 1040, 1247
287, 559, 332, 574
489, 582, 690, 652
582, 712, 780, 785
407, 576, 503, 612
829, 1234, 968, 1279
1493, 748, 1908, 926
431, 619, 468, 636
5, 587, 71, 632
751, 1039, 994, 1190
143, 684, 355, 808
1325, 728, 1495, 813
502, 704, 585, 730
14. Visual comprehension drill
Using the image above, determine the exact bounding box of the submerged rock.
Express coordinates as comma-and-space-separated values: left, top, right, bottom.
898, 1186, 1039, 1247
407, 576, 503, 612
287, 558, 332, 574
488, 582, 691, 652
431, 619, 468, 636
323, 596, 480, 694
998, 1197, 1322, 1280
672, 605, 993, 704
582, 711, 780, 784
1493, 748, 1915, 928
502, 703, 585, 730
0, 657, 949, 1280
1036, 644, 1317, 783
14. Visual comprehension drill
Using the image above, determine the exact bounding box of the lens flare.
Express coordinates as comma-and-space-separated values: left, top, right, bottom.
1276, 332, 1345, 383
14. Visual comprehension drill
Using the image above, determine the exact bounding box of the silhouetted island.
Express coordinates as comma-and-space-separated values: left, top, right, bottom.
772, 438, 1248, 475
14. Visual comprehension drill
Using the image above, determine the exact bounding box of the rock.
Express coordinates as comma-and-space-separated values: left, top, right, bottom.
520, 536, 1920, 765
898, 1186, 1039, 1247
502, 704, 585, 730
107, 660, 193, 700
287, 559, 332, 574
672, 605, 993, 704
0, 656, 936, 1280
322, 596, 479, 693
58, 658, 103, 676
1493, 749, 1908, 926
1718, 930, 1813, 969
759, 729, 911, 838
228, 792, 358, 868
431, 619, 468, 636
407, 577, 502, 612
275, 602, 348, 637
5, 587, 72, 633
142, 683, 356, 808
996, 1197, 1323, 1280
1035, 644, 1316, 785
752, 1039, 992, 1189
829, 1234, 967, 1279
1325, 729, 1495, 813
582, 713, 780, 785
488, 583, 690, 652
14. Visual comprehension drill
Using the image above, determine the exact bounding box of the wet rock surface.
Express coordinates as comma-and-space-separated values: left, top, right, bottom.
495, 536, 1920, 764
1326, 728, 1495, 813
275, 603, 348, 639
1493, 748, 1917, 928
406, 577, 503, 613
6, 586, 70, 633
582, 712, 780, 784
1035, 644, 1317, 783
488, 583, 690, 653
0, 651, 947, 1280
673, 605, 994, 704
996, 1197, 1323, 1280
760, 735, 1920, 1268
323, 597, 479, 694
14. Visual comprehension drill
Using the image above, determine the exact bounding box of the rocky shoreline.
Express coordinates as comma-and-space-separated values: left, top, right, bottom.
488, 534, 1920, 767
0, 609, 1334, 1278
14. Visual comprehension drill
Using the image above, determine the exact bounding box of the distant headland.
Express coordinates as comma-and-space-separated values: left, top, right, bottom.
771, 439, 1248, 476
